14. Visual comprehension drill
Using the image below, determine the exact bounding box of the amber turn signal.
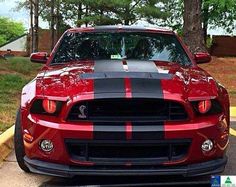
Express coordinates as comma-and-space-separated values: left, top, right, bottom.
42, 99, 57, 114
198, 100, 212, 114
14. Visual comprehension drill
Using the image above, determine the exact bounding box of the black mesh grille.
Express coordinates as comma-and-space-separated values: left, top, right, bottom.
67, 99, 188, 122
65, 140, 191, 165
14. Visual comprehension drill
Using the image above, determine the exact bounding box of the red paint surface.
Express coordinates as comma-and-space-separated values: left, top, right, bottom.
124, 78, 132, 98
126, 122, 132, 140
20, 26, 230, 168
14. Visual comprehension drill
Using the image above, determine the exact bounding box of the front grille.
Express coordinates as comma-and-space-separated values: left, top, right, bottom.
65, 140, 191, 165
67, 98, 188, 122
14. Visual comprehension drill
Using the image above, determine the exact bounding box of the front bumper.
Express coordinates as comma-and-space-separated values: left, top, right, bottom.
24, 156, 227, 178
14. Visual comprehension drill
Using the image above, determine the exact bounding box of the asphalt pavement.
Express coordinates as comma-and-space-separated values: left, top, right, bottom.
0, 121, 235, 187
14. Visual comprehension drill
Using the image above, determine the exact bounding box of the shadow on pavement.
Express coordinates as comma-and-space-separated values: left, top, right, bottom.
40, 175, 211, 187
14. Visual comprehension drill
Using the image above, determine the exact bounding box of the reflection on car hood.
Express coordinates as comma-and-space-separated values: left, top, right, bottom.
35, 60, 218, 100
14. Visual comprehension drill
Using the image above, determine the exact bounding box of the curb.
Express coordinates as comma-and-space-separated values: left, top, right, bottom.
0, 125, 14, 165
230, 107, 236, 118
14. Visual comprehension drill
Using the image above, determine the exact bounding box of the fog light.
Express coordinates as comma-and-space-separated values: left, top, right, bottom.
201, 139, 213, 152
40, 139, 54, 152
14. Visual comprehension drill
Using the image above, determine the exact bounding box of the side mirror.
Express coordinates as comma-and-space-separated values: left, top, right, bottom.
194, 52, 211, 64
30, 52, 48, 64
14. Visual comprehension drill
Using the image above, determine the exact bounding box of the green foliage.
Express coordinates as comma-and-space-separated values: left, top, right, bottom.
203, 0, 236, 33
160, 0, 183, 32
0, 35, 6, 45
14, 0, 236, 36
206, 36, 213, 48
0, 17, 25, 46
17, 0, 169, 30
162, 0, 236, 34
137, 0, 169, 25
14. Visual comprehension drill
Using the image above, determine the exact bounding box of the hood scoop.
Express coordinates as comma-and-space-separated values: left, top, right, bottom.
79, 72, 173, 80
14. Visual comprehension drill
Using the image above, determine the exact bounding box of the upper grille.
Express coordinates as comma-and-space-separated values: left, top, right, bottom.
67, 98, 188, 122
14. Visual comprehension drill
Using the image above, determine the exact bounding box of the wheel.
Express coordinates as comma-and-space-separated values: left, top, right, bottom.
14, 109, 30, 172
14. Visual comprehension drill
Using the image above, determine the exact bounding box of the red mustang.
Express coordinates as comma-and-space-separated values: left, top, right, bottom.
14, 26, 229, 177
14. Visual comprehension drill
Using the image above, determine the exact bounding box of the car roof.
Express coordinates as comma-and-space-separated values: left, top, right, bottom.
67, 25, 174, 35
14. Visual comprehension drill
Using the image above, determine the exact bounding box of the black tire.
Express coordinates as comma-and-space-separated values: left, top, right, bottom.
14, 109, 30, 172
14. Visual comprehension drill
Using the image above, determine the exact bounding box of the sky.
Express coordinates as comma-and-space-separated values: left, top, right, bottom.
0, 1, 28, 27
0, 0, 48, 30
0, 0, 232, 35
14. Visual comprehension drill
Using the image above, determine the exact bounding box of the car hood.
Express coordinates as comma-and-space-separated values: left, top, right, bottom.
36, 60, 218, 100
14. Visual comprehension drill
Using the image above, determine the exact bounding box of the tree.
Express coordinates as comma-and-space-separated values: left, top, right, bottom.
160, 0, 183, 34
16, 0, 43, 52
202, 0, 236, 40
34, 0, 39, 52
30, 0, 34, 53
15, 0, 171, 51
162, 0, 236, 41
18, 0, 169, 29
0, 17, 25, 46
137, 0, 169, 25
183, 0, 206, 52
50, 0, 55, 50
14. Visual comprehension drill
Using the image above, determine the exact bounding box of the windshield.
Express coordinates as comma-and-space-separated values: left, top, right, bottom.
51, 31, 192, 66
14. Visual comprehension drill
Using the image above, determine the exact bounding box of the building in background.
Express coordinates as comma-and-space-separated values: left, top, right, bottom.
0, 29, 59, 57
0, 34, 28, 57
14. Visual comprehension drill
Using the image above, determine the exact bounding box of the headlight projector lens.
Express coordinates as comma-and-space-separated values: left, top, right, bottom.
201, 139, 213, 152
40, 139, 54, 152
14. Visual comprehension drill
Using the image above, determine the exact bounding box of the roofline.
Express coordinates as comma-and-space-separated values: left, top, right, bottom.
0, 33, 27, 48
68, 25, 174, 34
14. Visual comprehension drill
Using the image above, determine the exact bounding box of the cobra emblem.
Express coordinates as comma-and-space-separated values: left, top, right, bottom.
78, 105, 87, 118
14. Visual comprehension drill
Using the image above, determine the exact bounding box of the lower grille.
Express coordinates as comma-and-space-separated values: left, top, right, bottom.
65, 140, 191, 165
67, 98, 188, 122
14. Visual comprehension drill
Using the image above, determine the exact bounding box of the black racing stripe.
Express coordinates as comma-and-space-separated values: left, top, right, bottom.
94, 60, 125, 98
126, 60, 158, 72
132, 122, 164, 140
128, 60, 164, 98
94, 60, 124, 72
93, 122, 126, 140
131, 78, 163, 98
94, 79, 125, 98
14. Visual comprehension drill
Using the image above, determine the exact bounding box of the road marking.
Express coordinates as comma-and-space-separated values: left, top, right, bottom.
230, 107, 236, 117
230, 128, 236, 136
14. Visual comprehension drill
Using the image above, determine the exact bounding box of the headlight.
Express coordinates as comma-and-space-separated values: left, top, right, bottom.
30, 99, 63, 115
191, 99, 222, 115
42, 99, 57, 114
198, 100, 211, 114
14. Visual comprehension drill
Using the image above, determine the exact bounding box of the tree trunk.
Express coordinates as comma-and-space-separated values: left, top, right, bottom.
124, 6, 130, 25
56, 0, 60, 41
203, 20, 208, 45
202, 4, 209, 44
85, 5, 88, 27
124, 19, 129, 25
77, 3, 82, 27
183, 0, 206, 53
50, 0, 55, 51
30, 0, 34, 53
34, 0, 39, 52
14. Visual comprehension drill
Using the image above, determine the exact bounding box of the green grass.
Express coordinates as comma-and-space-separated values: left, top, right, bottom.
0, 57, 42, 133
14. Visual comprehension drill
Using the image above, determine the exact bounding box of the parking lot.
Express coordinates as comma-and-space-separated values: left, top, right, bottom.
0, 121, 235, 187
